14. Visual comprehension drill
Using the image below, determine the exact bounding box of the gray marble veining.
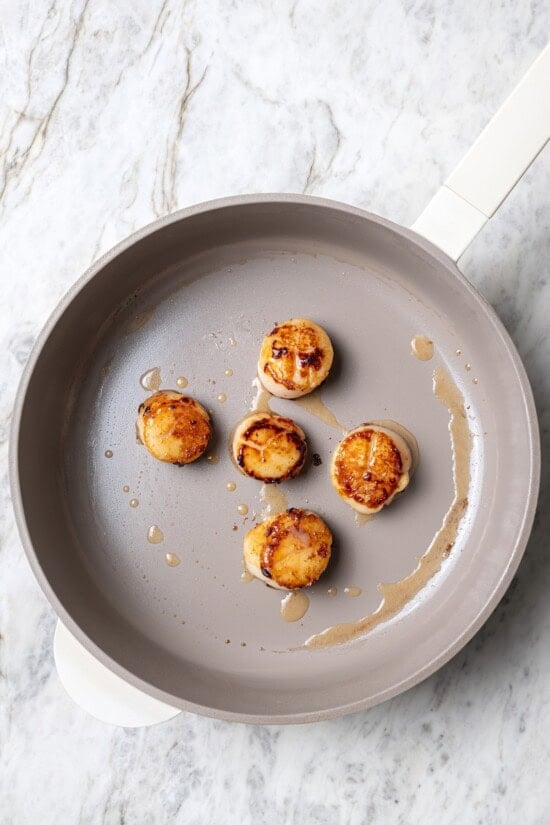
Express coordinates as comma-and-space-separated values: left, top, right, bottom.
1, 1, 549, 822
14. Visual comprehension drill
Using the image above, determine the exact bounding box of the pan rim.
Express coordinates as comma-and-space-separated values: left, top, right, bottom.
9, 194, 541, 724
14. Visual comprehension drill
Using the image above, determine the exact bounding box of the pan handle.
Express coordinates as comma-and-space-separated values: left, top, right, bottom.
53, 621, 180, 727
411, 44, 550, 261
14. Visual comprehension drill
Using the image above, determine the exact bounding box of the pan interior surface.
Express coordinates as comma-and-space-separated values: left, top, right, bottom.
15, 200, 537, 720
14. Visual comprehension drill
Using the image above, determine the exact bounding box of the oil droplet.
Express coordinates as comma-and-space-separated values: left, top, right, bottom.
237, 503, 249, 516
455, 349, 462, 356
123, 485, 130, 493
104, 449, 113, 458
165, 553, 181, 567
226, 481, 236, 492
465, 363, 471, 371
229, 337, 237, 347
217, 393, 227, 403
344, 586, 362, 597
241, 570, 254, 583
176, 376, 188, 389
206, 453, 220, 464
140, 367, 161, 391
280, 591, 310, 622
473, 377, 478, 384
327, 586, 338, 597
147, 525, 164, 544
224, 368, 233, 377
129, 498, 139, 508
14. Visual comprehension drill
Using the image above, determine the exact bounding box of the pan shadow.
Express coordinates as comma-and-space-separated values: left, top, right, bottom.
319, 324, 351, 390
323, 523, 343, 578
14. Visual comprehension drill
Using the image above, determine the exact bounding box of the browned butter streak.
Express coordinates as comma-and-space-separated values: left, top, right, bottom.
281, 591, 310, 622
304, 367, 472, 649
354, 512, 374, 527
411, 334, 434, 361
250, 377, 272, 413
260, 483, 288, 519
293, 390, 346, 432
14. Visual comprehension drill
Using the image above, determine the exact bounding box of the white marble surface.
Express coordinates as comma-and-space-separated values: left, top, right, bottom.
1, 1, 549, 821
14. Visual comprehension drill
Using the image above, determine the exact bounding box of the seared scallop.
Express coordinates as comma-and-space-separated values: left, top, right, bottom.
330, 424, 413, 514
258, 318, 334, 399
232, 412, 307, 483
137, 390, 212, 464
243, 508, 332, 590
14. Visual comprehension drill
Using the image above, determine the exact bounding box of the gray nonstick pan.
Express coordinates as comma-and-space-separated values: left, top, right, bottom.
10, 48, 547, 725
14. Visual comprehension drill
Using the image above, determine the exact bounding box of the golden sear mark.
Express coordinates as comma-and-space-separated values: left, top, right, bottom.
137, 390, 211, 464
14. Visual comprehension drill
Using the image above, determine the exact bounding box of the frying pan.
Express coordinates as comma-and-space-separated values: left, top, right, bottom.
10, 47, 547, 725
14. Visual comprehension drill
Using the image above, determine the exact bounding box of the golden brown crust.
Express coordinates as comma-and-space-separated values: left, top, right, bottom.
137, 391, 211, 464
232, 413, 307, 482
332, 427, 404, 510
257, 508, 332, 589
258, 319, 333, 398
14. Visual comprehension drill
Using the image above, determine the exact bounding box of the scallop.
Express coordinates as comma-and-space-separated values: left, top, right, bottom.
258, 318, 334, 399
330, 423, 413, 514
243, 508, 332, 590
137, 390, 212, 465
232, 412, 307, 482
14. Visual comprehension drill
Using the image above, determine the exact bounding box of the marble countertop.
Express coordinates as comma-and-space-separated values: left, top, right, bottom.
2, 1, 549, 822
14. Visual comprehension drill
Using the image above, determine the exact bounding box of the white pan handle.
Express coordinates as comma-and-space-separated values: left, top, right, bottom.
54, 621, 180, 727
412, 44, 550, 261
